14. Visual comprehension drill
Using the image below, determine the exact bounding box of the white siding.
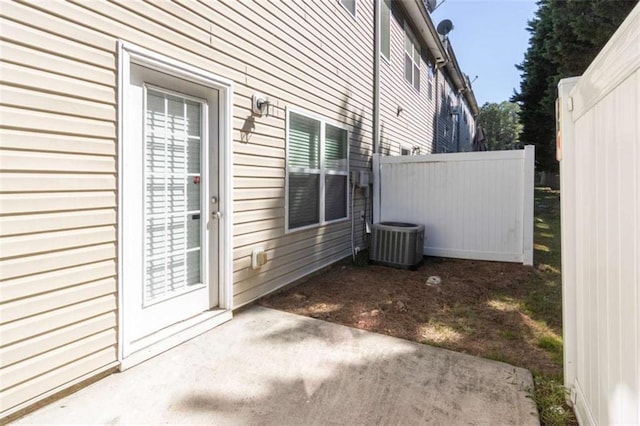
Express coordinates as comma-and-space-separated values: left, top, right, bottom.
558, 5, 640, 425
373, 148, 534, 264
379, 3, 436, 156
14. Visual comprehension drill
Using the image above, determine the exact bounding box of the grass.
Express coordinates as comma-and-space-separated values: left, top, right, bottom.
533, 374, 573, 426
525, 187, 576, 426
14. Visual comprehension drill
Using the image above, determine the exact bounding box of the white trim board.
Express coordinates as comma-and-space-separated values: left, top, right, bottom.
117, 41, 234, 367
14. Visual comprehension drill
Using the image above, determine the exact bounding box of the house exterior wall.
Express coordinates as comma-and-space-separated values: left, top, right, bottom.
457, 99, 474, 151
434, 72, 475, 153
379, 2, 437, 156
0, 0, 374, 417
558, 5, 639, 424
0, 0, 478, 418
0, 1, 120, 416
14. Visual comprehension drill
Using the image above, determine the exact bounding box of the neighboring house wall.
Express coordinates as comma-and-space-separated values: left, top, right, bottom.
435, 72, 475, 153
379, 1, 437, 156
0, 0, 373, 417
458, 100, 474, 152
558, 5, 639, 425
379, 2, 476, 157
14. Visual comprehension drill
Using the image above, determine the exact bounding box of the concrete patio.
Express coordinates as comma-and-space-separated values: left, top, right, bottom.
16, 306, 539, 425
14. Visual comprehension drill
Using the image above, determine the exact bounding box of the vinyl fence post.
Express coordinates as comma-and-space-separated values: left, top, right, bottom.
522, 145, 535, 266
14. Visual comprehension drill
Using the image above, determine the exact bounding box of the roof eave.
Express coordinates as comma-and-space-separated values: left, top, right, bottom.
403, 0, 480, 116
401, 0, 447, 65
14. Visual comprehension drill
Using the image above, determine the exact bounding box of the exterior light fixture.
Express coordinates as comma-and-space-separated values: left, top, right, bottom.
252, 93, 270, 116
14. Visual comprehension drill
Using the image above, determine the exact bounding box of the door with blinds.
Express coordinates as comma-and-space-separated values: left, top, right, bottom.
121, 64, 220, 357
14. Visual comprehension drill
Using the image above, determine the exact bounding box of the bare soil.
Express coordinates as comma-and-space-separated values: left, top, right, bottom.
260, 256, 561, 376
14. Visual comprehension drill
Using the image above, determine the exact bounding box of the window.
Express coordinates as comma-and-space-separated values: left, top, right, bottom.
381, 0, 391, 61
400, 145, 420, 156
340, 0, 357, 17
287, 110, 349, 231
145, 88, 204, 302
404, 25, 420, 91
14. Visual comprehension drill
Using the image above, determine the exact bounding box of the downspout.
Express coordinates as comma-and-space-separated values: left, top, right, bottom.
373, 0, 381, 223
355, 0, 380, 258
456, 92, 461, 151
434, 65, 439, 153
374, 0, 381, 155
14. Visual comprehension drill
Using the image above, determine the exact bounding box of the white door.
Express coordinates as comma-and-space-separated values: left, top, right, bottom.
122, 64, 220, 357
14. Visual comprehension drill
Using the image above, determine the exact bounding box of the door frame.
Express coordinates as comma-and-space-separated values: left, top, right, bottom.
117, 41, 234, 367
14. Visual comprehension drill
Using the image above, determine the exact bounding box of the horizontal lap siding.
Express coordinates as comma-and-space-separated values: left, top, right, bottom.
222, 0, 374, 304
435, 75, 453, 152
0, 0, 373, 416
0, 0, 119, 417
379, 5, 436, 156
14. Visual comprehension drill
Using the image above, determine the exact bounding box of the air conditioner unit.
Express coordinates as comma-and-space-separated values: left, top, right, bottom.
370, 222, 425, 269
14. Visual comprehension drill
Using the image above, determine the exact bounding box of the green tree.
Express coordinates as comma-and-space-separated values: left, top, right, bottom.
512, 0, 637, 172
478, 102, 522, 151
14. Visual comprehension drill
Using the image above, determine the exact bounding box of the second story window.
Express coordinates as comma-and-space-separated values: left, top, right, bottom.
404, 25, 420, 91
340, 0, 357, 18
381, 0, 391, 60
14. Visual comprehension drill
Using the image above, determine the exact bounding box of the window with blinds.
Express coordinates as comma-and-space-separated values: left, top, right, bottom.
287, 110, 349, 231
144, 88, 203, 304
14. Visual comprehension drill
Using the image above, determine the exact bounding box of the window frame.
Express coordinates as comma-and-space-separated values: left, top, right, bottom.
427, 61, 434, 100
285, 107, 350, 233
339, 0, 357, 18
380, 0, 391, 62
404, 23, 421, 92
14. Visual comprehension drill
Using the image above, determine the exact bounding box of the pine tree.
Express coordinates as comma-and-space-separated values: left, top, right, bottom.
512, 0, 637, 173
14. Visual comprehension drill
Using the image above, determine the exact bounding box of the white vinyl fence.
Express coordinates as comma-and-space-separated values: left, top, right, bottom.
558, 5, 639, 425
373, 146, 534, 265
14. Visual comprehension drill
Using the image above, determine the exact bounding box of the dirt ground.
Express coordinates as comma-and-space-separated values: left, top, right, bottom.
260, 256, 561, 377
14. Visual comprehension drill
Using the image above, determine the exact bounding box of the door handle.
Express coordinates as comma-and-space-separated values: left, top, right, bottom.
212, 211, 222, 219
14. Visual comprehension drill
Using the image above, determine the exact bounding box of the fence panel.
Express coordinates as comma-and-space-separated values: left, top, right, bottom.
558, 5, 639, 425
373, 147, 534, 265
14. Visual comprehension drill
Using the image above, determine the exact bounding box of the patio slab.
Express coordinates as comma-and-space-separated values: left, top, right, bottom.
16, 306, 539, 425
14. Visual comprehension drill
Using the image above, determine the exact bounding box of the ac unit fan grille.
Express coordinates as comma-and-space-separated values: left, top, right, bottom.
370, 222, 424, 269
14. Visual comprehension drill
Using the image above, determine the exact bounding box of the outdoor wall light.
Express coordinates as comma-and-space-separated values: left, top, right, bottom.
252, 93, 271, 117
397, 105, 404, 116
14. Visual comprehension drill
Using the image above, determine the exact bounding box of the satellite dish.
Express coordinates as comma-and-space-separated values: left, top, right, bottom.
426, 0, 437, 12
437, 19, 454, 36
